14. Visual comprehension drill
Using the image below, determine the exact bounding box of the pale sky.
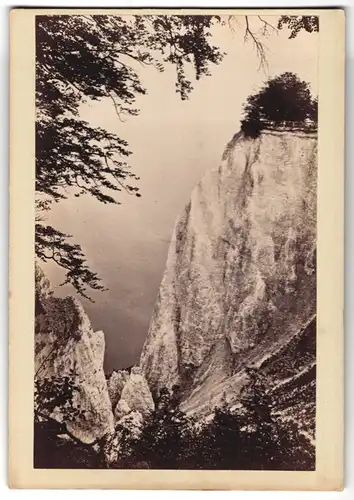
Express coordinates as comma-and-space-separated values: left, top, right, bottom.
42, 16, 319, 373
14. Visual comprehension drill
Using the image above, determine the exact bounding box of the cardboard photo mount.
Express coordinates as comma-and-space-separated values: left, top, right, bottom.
9, 8, 345, 490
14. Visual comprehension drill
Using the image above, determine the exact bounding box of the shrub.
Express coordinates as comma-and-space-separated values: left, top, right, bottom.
241, 72, 318, 138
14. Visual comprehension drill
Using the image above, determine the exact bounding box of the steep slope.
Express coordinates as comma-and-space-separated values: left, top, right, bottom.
35, 265, 115, 444
262, 315, 316, 444
140, 129, 317, 426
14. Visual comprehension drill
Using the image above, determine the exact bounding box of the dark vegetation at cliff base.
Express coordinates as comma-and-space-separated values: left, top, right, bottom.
34, 373, 315, 471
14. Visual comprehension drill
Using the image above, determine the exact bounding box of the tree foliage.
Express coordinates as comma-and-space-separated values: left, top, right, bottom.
35, 371, 82, 422
34, 370, 101, 468
36, 14, 319, 297
36, 14, 223, 297
33, 371, 315, 470
241, 72, 318, 138
35, 224, 107, 299
278, 15, 319, 39
34, 271, 103, 468
111, 378, 315, 471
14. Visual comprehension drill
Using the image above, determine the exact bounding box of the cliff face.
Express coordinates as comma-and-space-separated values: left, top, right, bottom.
35, 127, 317, 462
140, 129, 317, 442
35, 265, 114, 444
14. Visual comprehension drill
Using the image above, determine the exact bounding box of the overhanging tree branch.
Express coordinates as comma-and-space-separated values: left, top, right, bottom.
35, 14, 318, 297
244, 16, 269, 70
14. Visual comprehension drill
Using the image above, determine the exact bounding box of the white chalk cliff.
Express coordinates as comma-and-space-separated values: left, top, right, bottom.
34, 127, 317, 458
35, 265, 115, 444
35, 265, 155, 463
140, 129, 317, 442
105, 367, 154, 463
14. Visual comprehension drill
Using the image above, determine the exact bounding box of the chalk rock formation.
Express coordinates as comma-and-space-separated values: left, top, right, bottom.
107, 369, 130, 411
108, 366, 155, 421
35, 264, 114, 444
140, 129, 317, 445
105, 366, 154, 464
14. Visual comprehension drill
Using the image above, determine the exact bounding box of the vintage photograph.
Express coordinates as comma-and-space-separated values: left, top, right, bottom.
33, 12, 318, 471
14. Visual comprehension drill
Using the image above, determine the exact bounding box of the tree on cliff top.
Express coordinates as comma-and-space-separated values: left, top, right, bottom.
36, 15, 318, 298
241, 72, 318, 138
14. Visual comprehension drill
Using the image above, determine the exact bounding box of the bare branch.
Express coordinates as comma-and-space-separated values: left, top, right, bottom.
258, 16, 278, 37
227, 15, 244, 34
104, 156, 136, 196
244, 16, 269, 71
108, 93, 127, 122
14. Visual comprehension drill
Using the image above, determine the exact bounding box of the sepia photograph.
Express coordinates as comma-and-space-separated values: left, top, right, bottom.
8, 7, 345, 490
33, 12, 318, 471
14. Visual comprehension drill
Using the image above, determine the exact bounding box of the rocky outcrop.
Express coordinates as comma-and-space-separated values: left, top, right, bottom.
35, 265, 114, 444
107, 366, 155, 421
140, 129, 317, 445
35, 265, 155, 465
104, 366, 154, 465
107, 370, 130, 411
103, 411, 144, 466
